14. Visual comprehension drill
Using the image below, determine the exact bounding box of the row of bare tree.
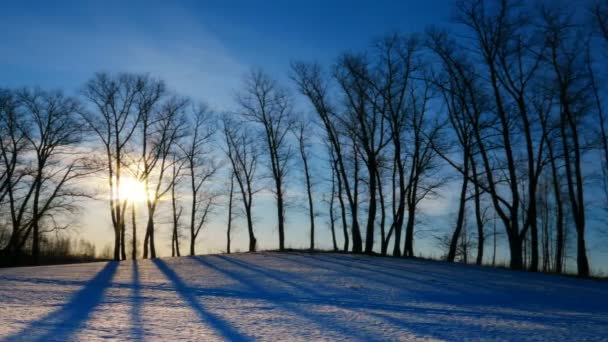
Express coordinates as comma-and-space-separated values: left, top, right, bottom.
0, 89, 93, 264
1, 0, 606, 276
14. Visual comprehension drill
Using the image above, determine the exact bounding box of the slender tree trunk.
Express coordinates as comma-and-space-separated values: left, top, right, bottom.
364, 158, 378, 254
144, 212, 156, 259
120, 220, 127, 260
392, 148, 406, 257
377, 170, 388, 255
31, 171, 42, 264
404, 169, 419, 258
277, 183, 285, 251
547, 138, 564, 273
471, 155, 484, 265
226, 173, 234, 254
404, 209, 415, 257
351, 147, 362, 253
171, 169, 181, 258
329, 170, 338, 251
492, 212, 497, 267
335, 159, 349, 252
302, 154, 315, 251
115, 142, 123, 262
131, 202, 137, 260
246, 204, 256, 252
560, 105, 590, 277
114, 225, 120, 261
448, 151, 469, 262
190, 227, 195, 256
448, 179, 468, 262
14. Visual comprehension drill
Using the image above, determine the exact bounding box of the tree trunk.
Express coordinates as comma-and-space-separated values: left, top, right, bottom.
335, 158, 349, 252
131, 202, 137, 260
226, 174, 234, 254
246, 205, 256, 252
448, 151, 469, 262
507, 230, 523, 270
471, 155, 484, 266
547, 138, 564, 273
303, 156, 315, 251
392, 148, 406, 257
364, 158, 378, 254
350, 148, 362, 253
404, 204, 416, 257
114, 226, 120, 261
377, 170, 388, 256
120, 220, 127, 260
277, 184, 285, 251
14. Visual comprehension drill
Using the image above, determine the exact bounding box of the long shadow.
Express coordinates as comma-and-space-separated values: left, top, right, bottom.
212, 255, 549, 339
216, 255, 325, 299
271, 253, 452, 300
325, 254, 608, 312
195, 255, 384, 340
290, 254, 558, 309
339, 253, 608, 296
151, 259, 248, 341
269, 254, 608, 328
130, 261, 144, 340
5, 261, 118, 342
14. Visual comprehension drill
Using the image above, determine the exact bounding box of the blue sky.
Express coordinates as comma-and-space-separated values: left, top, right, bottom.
0, 0, 453, 105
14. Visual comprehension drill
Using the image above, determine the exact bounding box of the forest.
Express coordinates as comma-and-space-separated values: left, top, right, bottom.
1, 0, 608, 278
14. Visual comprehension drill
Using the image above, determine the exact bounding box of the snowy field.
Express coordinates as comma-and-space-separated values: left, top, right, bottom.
0, 252, 607, 341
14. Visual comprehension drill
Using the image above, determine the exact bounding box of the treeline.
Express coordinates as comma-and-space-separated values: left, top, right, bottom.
1, 0, 607, 276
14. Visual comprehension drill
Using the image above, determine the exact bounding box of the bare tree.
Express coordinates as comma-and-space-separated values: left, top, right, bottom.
134, 94, 188, 259
589, 1, 608, 216
181, 105, 219, 256
329, 144, 349, 251
366, 34, 420, 256
81, 73, 146, 261
326, 160, 339, 251
169, 153, 186, 257
541, 7, 592, 276
222, 115, 259, 252
292, 62, 363, 252
0, 89, 29, 258
402, 83, 444, 257
0, 89, 92, 263
237, 69, 293, 251
292, 118, 316, 250
18, 89, 91, 264
130, 77, 167, 259
334, 53, 391, 254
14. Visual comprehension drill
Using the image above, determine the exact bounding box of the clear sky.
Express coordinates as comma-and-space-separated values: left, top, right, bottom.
1, 0, 606, 273
0, 0, 453, 103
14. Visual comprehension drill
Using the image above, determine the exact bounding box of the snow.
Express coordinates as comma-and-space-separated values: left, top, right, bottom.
1, 252, 607, 341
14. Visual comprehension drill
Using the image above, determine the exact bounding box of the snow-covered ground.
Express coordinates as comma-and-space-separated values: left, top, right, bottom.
0, 252, 607, 341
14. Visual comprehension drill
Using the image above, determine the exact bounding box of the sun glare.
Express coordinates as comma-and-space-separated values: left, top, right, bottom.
118, 177, 149, 203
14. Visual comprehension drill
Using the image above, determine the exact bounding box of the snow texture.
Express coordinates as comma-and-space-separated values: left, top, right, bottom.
0, 252, 607, 341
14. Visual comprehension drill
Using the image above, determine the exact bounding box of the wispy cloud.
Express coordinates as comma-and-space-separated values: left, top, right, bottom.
0, 1, 246, 108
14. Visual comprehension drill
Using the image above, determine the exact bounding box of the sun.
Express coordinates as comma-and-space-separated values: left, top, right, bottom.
118, 177, 149, 203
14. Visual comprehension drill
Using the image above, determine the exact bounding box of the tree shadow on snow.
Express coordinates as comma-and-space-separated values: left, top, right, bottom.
129, 261, 144, 340
194, 255, 383, 340
151, 258, 249, 341
271, 253, 608, 340
5, 261, 118, 342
